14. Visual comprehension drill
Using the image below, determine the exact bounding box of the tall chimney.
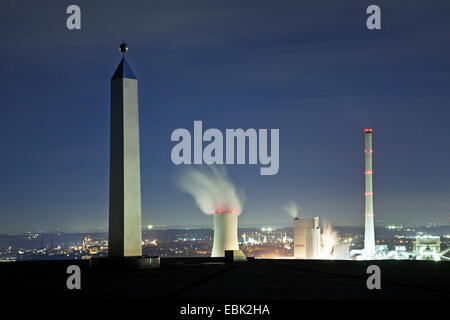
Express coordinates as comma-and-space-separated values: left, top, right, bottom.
364, 128, 375, 257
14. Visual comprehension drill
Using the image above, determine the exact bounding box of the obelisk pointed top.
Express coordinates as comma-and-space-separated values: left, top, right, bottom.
112, 58, 136, 80
112, 42, 136, 79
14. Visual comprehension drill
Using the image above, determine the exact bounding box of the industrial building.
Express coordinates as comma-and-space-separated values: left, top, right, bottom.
333, 243, 350, 260
414, 235, 441, 261
294, 217, 321, 259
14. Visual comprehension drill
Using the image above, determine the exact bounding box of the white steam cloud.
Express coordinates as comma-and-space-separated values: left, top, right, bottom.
176, 166, 243, 215
320, 221, 338, 259
284, 201, 300, 218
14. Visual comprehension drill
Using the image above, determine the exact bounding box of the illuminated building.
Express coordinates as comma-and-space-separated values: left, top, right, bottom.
294, 217, 320, 259
333, 243, 350, 260
414, 235, 440, 261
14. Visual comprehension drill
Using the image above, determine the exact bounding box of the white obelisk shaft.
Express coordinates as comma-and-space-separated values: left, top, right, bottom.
109, 58, 142, 257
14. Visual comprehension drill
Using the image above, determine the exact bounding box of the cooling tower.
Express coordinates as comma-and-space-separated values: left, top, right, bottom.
364, 128, 376, 257
211, 210, 239, 257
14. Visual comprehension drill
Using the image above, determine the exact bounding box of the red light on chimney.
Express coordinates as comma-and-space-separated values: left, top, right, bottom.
213, 209, 236, 214
364, 128, 373, 133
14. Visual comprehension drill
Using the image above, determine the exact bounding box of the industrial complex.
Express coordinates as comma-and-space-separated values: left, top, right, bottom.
0, 44, 448, 305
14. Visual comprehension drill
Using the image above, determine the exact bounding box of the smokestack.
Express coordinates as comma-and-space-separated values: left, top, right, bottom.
211, 210, 239, 257
364, 128, 375, 257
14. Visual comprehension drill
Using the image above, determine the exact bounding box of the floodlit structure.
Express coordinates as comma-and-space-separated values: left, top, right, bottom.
211, 210, 239, 257
333, 243, 350, 260
305, 227, 321, 259
350, 234, 447, 261
108, 52, 143, 257
364, 128, 376, 257
294, 217, 320, 259
414, 235, 440, 261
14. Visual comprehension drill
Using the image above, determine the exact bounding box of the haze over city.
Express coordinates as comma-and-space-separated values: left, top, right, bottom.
1, 1, 449, 233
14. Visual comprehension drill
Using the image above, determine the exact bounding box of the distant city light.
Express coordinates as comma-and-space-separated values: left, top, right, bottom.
1, 225, 447, 262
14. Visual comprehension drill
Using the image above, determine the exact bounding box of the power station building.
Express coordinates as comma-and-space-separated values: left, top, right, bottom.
333, 243, 350, 260
414, 235, 441, 261
294, 217, 321, 259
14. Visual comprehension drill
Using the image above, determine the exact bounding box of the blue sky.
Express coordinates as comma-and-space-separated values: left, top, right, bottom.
0, 1, 449, 232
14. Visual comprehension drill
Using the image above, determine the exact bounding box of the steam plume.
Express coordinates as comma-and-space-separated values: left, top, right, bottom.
320, 221, 338, 259
284, 201, 300, 218
176, 166, 243, 215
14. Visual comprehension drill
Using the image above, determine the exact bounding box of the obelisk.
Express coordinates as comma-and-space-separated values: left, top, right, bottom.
108, 42, 142, 257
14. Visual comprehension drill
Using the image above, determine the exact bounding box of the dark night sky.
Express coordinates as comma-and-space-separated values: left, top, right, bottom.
0, 1, 449, 233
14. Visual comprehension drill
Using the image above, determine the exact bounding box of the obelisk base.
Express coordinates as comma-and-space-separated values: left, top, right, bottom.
225, 250, 247, 264
90, 256, 160, 270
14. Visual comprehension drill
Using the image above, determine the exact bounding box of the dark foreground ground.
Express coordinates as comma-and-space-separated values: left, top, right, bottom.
0, 258, 449, 301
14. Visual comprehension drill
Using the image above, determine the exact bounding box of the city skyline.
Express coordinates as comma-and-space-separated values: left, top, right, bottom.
1, 1, 449, 233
